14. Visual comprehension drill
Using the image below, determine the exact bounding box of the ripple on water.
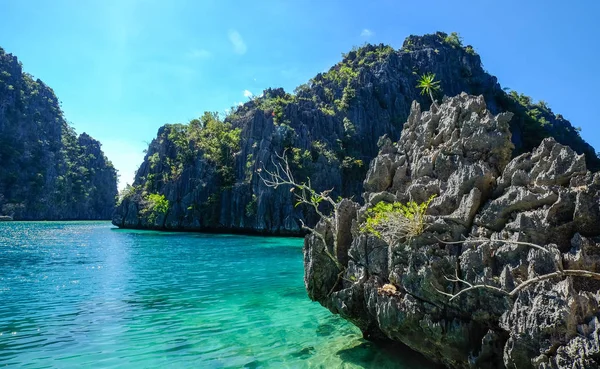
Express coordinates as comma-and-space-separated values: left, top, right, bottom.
0, 221, 441, 368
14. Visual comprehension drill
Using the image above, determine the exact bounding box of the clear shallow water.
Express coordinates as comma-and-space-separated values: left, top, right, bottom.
0, 222, 438, 368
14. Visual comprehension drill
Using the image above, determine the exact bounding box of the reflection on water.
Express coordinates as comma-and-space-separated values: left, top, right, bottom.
0, 221, 439, 368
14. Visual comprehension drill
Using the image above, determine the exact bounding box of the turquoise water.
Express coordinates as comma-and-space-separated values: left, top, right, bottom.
0, 222, 437, 368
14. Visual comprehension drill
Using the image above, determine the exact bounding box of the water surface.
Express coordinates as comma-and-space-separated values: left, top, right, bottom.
0, 222, 437, 368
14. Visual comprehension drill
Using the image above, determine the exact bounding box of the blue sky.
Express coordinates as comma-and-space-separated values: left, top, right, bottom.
1, 0, 598, 190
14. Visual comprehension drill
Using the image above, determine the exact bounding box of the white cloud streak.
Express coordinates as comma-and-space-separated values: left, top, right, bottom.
228, 29, 247, 54
360, 29, 374, 37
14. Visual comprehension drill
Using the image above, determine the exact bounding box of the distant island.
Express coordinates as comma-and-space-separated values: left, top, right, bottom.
0, 47, 117, 220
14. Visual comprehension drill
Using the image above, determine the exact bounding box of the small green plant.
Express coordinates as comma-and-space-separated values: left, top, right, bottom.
318, 105, 336, 116
417, 73, 441, 108
361, 195, 436, 244
443, 32, 463, 48
142, 193, 170, 224
245, 194, 258, 217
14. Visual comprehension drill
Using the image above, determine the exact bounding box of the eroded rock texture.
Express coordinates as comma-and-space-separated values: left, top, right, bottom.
305, 93, 600, 368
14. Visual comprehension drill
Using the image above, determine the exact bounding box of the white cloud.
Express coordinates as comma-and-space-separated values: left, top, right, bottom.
187, 48, 212, 59
243, 89, 253, 98
228, 29, 247, 54
360, 29, 374, 37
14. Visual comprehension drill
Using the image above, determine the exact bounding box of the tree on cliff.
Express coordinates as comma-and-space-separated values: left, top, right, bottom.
416, 72, 441, 108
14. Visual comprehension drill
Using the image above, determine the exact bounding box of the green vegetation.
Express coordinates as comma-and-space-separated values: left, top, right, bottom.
443, 32, 463, 48
362, 195, 436, 244
245, 194, 258, 217
128, 110, 242, 223
492, 88, 598, 169
417, 73, 441, 108
254, 89, 296, 125
0, 47, 117, 219
145, 112, 241, 190
310, 44, 394, 114
498, 90, 564, 152
142, 193, 170, 223
194, 112, 242, 184
311, 141, 338, 164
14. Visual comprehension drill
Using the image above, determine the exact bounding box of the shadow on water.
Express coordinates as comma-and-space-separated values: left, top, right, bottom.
336, 340, 445, 369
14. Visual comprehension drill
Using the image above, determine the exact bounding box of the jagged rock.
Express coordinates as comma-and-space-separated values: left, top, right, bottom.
305, 94, 600, 368
0, 47, 117, 219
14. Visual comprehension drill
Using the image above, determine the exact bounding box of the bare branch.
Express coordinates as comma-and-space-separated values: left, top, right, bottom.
443, 271, 509, 301
508, 269, 600, 297
439, 260, 600, 302
259, 151, 344, 276
327, 270, 345, 297
435, 237, 549, 253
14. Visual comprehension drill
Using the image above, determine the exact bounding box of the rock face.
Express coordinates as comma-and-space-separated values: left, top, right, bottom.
0, 47, 117, 220
304, 93, 600, 369
113, 32, 599, 234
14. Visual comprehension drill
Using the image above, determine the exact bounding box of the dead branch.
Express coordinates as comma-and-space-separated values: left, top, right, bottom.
436, 237, 548, 253
433, 238, 600, 301
258, 150, 344, 272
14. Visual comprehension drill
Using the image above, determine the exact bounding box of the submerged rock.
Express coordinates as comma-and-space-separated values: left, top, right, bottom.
305, 94, 600, 368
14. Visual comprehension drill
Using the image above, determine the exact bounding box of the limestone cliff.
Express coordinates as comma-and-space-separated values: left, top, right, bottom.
113, 32, 598, 233
0, 47, 117, 220
304, 93, 600, 368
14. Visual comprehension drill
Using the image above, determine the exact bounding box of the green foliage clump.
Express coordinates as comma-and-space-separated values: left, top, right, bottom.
311, 141, 338, 164
324, 64, 359, 85
193, 112, 241, 181
341, 156, 363, 169
343, 117, 356, 136
255, 90, 296, 125
496, 88, 600, 170
245, 153, 255, 182
319, 105, 336, 116
443, 32, 463, 48
140, 111, 241, 199
142, 193, 170, 223
345, 44, 394, 65
362, 195, 436, 243
245, 194, 258, 217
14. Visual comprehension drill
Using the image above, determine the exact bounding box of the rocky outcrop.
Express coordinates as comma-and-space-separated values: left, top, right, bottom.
0, 47, 117, 220
113, 32, 599, 234
305, 93, 600, 368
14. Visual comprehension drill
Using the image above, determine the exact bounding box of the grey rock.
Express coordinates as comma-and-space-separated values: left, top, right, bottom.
304, 94, 600, 368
